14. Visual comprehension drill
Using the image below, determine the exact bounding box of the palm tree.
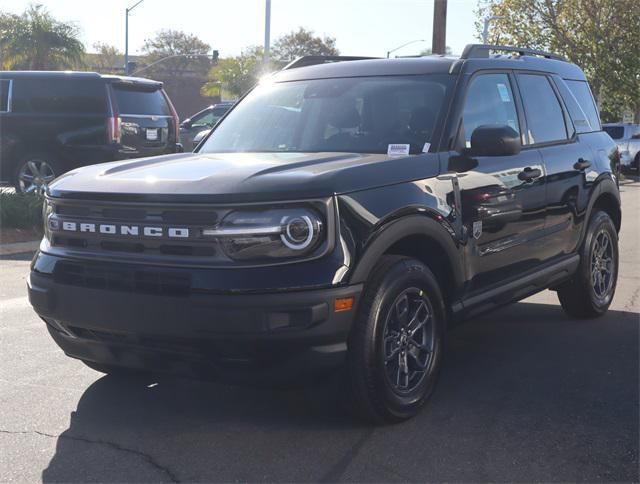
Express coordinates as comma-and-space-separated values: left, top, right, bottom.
0, 4, 84, 70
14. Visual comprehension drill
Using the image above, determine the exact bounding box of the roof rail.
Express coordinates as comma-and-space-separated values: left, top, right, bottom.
461, 44, 566, 62
282, 55, 380, 70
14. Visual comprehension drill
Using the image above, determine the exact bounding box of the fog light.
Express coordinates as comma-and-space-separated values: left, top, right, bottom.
334, 297, 354, 312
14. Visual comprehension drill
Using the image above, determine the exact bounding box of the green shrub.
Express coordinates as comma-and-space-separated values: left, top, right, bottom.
0, 191, 44, 229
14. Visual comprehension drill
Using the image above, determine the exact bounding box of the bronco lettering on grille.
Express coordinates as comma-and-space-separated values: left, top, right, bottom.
54, 221, 190, 238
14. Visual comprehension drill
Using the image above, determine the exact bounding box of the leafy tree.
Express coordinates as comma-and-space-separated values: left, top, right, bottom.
202, 47, 264, 99
0, 4, 84, 70
475, 0, 640, 122
140, 29, 211, 77
87, 42, 122, 74
271, 27, 339, 63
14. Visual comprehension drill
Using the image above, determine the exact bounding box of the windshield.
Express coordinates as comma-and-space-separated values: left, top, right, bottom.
200, 75, 453, 155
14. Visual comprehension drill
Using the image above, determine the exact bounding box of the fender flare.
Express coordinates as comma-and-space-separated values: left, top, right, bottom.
349, 214, 465, 291
579, 176, 621, 246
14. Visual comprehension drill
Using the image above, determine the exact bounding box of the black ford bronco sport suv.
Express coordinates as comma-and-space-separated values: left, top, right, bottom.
28, 45, 621, 423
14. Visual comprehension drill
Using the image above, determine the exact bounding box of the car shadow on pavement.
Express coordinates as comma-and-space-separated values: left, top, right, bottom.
41, 302, 639, 483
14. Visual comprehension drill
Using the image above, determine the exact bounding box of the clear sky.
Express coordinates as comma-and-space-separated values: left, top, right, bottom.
1, 0, 480, 57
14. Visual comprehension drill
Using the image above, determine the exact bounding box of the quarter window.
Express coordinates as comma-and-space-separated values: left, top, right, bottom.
566, 80, 601, 131
462, 73, 520, 146
517, 74, 567, 144
554, 78, 592, 133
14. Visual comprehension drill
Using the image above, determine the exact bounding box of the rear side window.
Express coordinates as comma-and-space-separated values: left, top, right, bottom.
0, 80, 10, 112
12, 79, 106, 114
462, 73, 520, 145
112, 86, 170, 115
517, 74, 567, 144
553, 78, 593, 133
603, 126, 625, 139
565, 80, 601, 131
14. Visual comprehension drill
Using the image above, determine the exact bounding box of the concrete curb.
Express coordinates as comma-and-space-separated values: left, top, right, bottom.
0, 240, 40, 256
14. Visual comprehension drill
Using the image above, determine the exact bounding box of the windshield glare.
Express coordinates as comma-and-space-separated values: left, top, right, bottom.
200, 75, 453, 155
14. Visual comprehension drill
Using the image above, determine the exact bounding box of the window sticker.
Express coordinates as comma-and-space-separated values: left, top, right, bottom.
387, 144, 410, 156
422, 142, 431, 153
497, 83, 511, 102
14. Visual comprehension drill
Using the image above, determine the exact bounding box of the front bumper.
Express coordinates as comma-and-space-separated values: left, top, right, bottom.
28, 254, 361, 381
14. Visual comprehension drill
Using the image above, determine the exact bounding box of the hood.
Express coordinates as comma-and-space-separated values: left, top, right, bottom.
49, 151, 441, 203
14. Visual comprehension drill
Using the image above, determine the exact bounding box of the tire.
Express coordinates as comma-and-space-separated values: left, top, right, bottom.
347, 255, 445, 423
557, 210, 618, 318
13, 155, 60, 193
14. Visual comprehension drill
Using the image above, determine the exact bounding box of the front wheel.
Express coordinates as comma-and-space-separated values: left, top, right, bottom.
347, 256, 445, 423
557, 210, 618, 318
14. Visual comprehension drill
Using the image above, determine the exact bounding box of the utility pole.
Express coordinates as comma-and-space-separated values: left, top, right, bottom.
264, 0, 271, 66
125, 0, 144, 75
431, 0, 447, 55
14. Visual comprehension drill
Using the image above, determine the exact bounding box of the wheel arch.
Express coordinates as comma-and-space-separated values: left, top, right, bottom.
589, 177, 621, 233
349, 215, 464, 307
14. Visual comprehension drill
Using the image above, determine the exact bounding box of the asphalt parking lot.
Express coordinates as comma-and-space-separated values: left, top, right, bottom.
1, 180, 638, 483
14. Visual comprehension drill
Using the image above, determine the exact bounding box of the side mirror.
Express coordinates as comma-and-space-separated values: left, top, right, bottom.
181, 118, 192, 129
470, 125, 521, 157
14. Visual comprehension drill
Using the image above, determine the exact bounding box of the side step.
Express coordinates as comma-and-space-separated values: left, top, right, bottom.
452, 255, 580, 322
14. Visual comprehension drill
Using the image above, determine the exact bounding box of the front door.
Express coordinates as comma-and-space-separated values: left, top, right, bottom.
448, 72, 547, 292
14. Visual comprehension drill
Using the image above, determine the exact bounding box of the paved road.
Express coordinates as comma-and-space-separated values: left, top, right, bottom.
1, 181, 638, 483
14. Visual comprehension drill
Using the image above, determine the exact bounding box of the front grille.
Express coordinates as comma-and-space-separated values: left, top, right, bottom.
49, 199, 228, 259
54, 260, 191, 296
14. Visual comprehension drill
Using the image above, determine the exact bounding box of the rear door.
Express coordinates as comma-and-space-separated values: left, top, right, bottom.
109, 82, 177, 157
515, 73, 593, 259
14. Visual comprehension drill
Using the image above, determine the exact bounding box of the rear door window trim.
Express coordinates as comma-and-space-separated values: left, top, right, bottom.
0, 79, 13, 113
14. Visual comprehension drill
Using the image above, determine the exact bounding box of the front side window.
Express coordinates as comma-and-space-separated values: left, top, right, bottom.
517, 74, 567, 144
200, 75, 453, 155
462, 73, 520, 146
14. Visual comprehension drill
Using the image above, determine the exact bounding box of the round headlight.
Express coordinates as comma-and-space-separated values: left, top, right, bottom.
281, 215, 314, 250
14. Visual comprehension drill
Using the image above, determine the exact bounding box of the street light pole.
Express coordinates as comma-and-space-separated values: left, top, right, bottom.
386, 39, 426, 58
125, 0, 144, 75
264, 0, 271, 66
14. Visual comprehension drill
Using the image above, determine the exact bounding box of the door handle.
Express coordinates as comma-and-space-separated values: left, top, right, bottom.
574, 158, 591, 171
517, 167, 542, 182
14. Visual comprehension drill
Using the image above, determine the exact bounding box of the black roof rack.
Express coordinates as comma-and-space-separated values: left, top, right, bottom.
461, 44, 566, 62
282, 55, 380, 70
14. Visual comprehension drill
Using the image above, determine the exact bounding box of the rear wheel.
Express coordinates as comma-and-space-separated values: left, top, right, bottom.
557, 210, 618, 318
14, 156, 59, 193
347, 256, 444, 423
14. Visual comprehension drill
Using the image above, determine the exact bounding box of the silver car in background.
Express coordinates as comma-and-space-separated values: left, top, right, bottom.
603, 123, 640, 172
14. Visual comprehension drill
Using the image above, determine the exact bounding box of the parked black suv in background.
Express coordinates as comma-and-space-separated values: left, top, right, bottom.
28, 45, 621, 423
0, 71, 182, 192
